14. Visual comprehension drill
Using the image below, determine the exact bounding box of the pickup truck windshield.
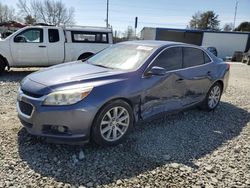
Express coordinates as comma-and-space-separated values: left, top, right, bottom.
88, 44, 156, 70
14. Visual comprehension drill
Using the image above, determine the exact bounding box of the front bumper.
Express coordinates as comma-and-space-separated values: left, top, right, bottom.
16, 88, 97, 141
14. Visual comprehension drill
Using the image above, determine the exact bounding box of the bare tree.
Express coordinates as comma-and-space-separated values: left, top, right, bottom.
17, 0, 75, 26
0, 3, 16, 23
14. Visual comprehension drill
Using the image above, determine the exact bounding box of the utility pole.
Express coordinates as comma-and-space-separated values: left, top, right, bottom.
233, 1, 238, 30
106, 0, 109, 28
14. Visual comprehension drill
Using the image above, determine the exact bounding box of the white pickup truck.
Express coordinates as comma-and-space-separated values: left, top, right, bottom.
0, 25, 113, 73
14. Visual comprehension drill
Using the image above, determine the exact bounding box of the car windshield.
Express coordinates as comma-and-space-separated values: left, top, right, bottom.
88, 44, 156, 70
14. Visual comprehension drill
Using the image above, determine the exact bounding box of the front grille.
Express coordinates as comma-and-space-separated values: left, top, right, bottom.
19, 101, 33, 116
22, 89, 43, 98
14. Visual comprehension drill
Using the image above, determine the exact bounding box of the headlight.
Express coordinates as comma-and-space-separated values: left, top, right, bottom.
43, 87, 93, 106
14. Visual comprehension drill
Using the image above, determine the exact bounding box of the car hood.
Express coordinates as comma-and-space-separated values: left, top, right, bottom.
27, 61, 123, 86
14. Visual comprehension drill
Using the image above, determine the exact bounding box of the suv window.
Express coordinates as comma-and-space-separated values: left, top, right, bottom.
49, 29, 59, 43
71, 31, 108, 43
14, 28, 43, 43
153, 47, 182, 71
183, 47, 205, 68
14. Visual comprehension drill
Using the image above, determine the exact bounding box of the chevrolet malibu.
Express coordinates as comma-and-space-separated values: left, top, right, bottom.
17, 41, 230, 146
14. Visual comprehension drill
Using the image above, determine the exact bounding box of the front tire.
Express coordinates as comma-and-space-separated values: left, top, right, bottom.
201, 82, 222, 111
92, 100, 134, 146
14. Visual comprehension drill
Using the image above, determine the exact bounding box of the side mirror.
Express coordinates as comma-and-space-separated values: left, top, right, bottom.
14, 35, 27, 43
146, 66, 166, 76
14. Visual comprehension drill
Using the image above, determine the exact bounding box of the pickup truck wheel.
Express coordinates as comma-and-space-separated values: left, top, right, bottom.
0, 58, 6, 74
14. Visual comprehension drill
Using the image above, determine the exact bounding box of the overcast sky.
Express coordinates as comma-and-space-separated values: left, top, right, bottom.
2, 0, 250, 33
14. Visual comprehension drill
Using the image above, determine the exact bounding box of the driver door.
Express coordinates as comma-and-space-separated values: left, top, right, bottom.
141, 47, 186, 119
10, 28, 48, 66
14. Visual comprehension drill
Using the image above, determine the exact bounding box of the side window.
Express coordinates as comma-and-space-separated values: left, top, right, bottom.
183, 47, 204, 68
204, 52, 211, 63
71, 31, 108, 43
48, 29, 59, 43
153, 47, 182, 71
14, 29, 43, 43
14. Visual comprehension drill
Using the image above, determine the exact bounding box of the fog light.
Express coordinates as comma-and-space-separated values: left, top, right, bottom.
57, 126, 66, 133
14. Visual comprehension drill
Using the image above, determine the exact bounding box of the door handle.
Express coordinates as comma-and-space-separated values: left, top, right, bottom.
176, 78, 184, 82
38, 45, 46, 48
207, 71, 211, 76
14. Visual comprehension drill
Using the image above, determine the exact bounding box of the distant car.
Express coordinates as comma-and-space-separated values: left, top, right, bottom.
242, 49, 250, 65
202, 46, 218, 57
232, 51, 244, 62
17, 41, 230, 146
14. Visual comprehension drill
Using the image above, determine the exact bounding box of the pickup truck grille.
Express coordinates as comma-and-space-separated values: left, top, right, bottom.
19, 101, 33, 116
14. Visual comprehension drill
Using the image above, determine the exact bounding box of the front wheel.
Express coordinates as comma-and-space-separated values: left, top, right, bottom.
201, 82, 222, 111
0, 58, 6, 74
92, 100, 134, 146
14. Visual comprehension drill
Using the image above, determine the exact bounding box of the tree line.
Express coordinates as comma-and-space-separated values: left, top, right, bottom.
188, 10, 250, 32
0, 0, 74, 26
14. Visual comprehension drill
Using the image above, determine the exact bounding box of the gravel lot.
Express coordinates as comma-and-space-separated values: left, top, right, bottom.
0, 63, 249, 188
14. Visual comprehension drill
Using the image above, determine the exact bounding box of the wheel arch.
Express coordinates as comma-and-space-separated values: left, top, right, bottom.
77, 52, 94, 60
214, 80, 224, 92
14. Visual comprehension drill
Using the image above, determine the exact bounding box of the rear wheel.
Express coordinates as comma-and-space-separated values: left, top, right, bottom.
92, 100, 133, 146
201, 82, 222, 111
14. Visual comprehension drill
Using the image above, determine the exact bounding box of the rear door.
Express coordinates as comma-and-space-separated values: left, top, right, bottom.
180, 47, 212, 106
10, 28, 48, 66
47, 28, 65, 65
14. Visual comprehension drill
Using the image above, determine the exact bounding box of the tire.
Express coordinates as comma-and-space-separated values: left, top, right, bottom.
200, 82, 222, 111
247, 57, 250, 65
91, 100, 134, 146
0, 57, 6, 74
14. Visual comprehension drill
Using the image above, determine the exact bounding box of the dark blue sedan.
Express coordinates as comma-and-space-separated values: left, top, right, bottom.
17, 40, 230, 146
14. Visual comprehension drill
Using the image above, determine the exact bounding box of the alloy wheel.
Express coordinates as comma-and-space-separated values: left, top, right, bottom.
100, 106, 130, 142
208, 85, 221, 109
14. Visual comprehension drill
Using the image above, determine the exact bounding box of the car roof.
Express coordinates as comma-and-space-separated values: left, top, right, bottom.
120, 40, 194, 48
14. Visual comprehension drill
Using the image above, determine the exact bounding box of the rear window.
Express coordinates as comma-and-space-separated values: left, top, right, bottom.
153, 47, 182, 71
48, 29, 59, 43
71, 31, 108, 43
183, 47, 205, 68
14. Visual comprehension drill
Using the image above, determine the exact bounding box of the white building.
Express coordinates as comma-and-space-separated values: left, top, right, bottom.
141, 27, 250, 59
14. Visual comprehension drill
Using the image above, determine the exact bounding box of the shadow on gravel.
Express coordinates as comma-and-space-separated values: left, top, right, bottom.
0, 69, 39, 82
17, 102, 250, 186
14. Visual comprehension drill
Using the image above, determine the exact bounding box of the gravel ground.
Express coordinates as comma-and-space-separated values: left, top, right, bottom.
0, 63, 249, 188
